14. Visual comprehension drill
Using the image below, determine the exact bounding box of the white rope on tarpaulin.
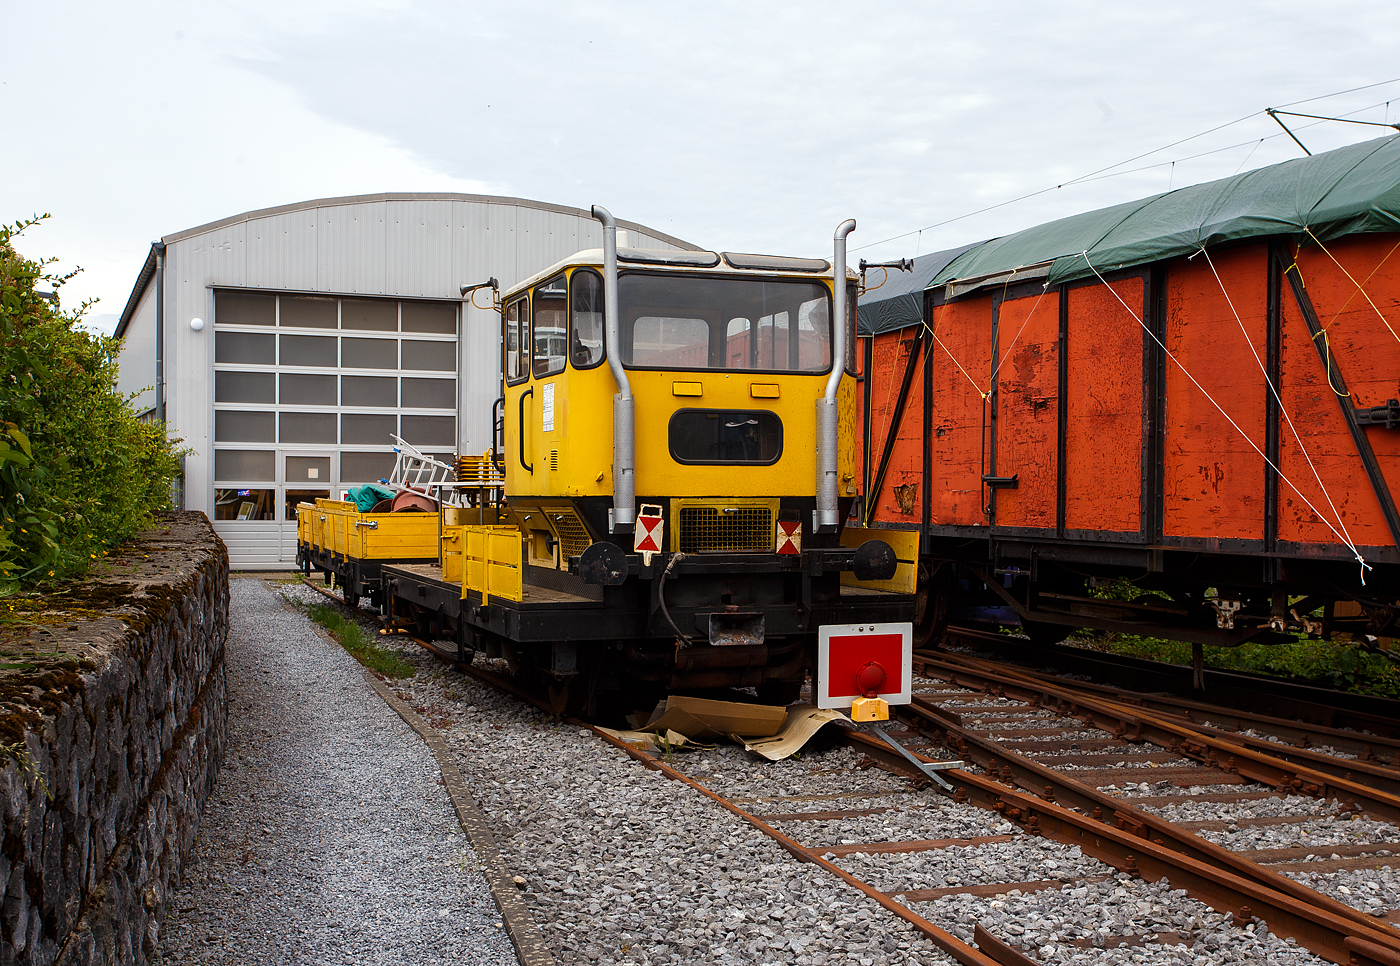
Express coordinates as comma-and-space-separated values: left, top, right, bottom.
1078, 249, 1372, 584
1303, 227, 1400, 348
1193, 245, 1360, 559
989, 282, 1053, 386
920, 311, 989, 400
917, 269, 1054, 401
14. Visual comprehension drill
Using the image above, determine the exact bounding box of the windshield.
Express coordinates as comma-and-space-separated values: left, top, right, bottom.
618, 273, 831, 372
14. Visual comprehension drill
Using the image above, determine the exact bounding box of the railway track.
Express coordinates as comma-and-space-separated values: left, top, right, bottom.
939, 625, 1400, 742
302, 581, 1400, 965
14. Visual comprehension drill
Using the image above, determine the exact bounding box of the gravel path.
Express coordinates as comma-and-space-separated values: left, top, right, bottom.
156, 578, 519, 966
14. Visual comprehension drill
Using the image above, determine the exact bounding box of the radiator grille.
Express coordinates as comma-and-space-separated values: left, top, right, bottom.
548, 509, 592, 561
679, 506, 772, 553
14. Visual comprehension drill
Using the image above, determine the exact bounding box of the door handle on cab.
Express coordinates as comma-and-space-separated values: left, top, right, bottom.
518, 387, 534, 473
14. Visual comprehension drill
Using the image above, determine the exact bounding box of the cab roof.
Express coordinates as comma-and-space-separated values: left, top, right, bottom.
507, 247, 849, 298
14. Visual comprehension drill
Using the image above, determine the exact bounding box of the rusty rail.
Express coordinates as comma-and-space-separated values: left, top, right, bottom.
337, 599, 1400, 965
921, 649, 1400, 825
588, 726, 1007, 966
845, 728, 1400, 966
928, 635, 1400, 771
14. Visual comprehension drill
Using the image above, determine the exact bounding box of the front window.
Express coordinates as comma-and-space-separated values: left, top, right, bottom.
619, 274, 831, 372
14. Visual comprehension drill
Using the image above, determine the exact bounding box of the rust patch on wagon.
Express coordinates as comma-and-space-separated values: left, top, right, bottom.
892, 483, 919, 516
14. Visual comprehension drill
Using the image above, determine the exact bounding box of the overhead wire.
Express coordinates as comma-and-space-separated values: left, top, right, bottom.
1061, 99, 1400, 187
854, 81, 1400, 255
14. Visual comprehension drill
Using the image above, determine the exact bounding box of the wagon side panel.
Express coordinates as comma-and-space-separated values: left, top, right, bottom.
1064, 279, 1145, 535
991, 290, 1060, 531
927, 295, 995, 528
1278, 236, 1400, 552
866, 330, 928, 525
1161, 248, 1268, 543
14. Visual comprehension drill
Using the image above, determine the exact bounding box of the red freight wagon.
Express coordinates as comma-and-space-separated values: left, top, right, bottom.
853, 136, 1400, 650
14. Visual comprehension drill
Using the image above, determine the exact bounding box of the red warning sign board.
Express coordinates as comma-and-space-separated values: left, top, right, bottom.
776, 520, 801, 554
634, 506, 664, 554
816, 622, 912, 709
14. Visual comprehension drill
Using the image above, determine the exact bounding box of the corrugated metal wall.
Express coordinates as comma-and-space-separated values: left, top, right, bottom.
147, 194, 693, 569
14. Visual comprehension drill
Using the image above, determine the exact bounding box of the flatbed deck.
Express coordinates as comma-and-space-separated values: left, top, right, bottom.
387, 563, 602, 607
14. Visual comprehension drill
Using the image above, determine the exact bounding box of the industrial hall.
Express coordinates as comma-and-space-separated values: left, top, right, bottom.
114, 193, 693, 569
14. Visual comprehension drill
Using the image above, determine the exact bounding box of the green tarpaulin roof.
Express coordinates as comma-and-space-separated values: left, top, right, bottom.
858, 135, 1400, 336
939, 135, 1400, 290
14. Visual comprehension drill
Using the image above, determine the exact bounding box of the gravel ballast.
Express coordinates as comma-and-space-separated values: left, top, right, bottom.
161, 579, 1381, 965
156, 578, 519, 966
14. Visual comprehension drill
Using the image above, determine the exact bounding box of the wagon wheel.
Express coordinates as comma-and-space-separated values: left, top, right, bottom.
546, 680, 572, 717
912, 562, 952, 647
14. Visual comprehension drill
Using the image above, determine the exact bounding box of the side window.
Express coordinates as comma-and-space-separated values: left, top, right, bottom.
846, 283, 858, 375
532, 275, 567, 378
569, 269, 606, 369
797, 296, 832, 370
505, 297, 527, 384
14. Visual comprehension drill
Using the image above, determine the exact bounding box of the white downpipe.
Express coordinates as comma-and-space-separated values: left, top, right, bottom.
591, 205, 635, 532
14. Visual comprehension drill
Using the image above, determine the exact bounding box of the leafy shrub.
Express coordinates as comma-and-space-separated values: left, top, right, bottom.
1081, 631, 1400, 699
0, 216, 184, 592
1072, 577, 1399, 698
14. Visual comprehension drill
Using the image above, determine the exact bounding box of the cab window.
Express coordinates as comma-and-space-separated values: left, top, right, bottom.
505, 297, 527, 384
532, 275, 567, 378
630, 316, 710, 367
619, 273, 831, 372
569, 269, 606, 369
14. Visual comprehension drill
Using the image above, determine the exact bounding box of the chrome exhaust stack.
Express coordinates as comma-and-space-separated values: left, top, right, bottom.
815, 218, 856, 533
591, 205, 636, 533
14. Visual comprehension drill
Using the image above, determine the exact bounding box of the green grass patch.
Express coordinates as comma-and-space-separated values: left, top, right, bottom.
306, 601, 415, 679
1077, 631, 1400, 700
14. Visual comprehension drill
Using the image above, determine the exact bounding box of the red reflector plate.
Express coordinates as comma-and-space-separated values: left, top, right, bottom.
634, 514, 664, 554
817, 622, 912, 709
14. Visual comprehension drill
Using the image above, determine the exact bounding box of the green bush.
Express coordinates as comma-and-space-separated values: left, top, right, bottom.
1083, 632, 1400, 699
0, 216, 184, 593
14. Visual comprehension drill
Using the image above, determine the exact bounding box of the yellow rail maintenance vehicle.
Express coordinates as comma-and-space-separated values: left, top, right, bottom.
376, 210, 915, 715
296, 440, 452, 609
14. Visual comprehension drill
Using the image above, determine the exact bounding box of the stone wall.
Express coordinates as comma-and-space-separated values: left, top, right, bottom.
0, 513, 228, 966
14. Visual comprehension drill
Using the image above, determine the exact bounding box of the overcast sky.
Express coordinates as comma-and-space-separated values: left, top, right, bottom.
7, 1, 1400, 335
